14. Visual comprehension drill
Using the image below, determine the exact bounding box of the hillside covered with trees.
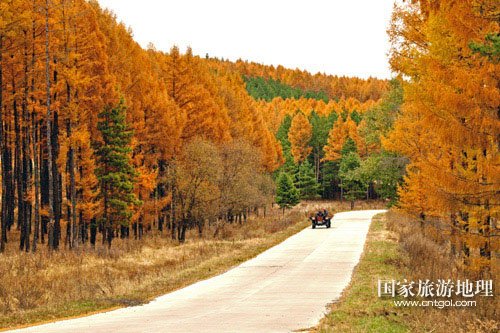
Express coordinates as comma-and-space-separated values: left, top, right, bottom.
0, 0, 391, 252
0, 0, 498, 331
245, 78, 406, 209
1, 0, 496, 281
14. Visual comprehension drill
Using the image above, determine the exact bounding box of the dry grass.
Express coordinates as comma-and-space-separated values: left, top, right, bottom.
315, 213, 408, 333
385, 211, 499, 332
316, 212, 499, 333
300, 199, 388, 215
0, 200, 386, 330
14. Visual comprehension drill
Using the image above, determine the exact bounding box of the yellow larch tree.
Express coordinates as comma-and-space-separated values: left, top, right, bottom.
385, 0, 499, 272
288, 112, 312, 164
323, 116, 365, 161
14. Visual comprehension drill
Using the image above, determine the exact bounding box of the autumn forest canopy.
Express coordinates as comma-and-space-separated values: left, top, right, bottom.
0, 0, 498, 275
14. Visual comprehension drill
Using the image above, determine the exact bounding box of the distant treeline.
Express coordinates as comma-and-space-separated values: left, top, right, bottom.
244, 76, 329, 102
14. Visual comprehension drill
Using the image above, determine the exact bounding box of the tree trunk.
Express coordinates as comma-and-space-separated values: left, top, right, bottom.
197, 219, 203, 238
106, 225, 113, 249
158, 215, 163, 232
13, 73, 24, 242
0, 34, 5, 252
90, 218, 97, 247
179, 218, 187, 243
44, 0, 55, 250
103, 181, 108, 245
32, 114, 40, 252
340, 178, 344, 201
31, 13, 40, 252
170, 187, 176, 240
314, 151, 320, 181
67, 118, 77, 248
138, 220, 143, 240
21, 31, 32, 252
61, 1, 77, 249
52, 106, 61, 249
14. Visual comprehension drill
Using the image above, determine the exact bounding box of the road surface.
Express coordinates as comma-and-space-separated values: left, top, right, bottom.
10, 210, 385, 333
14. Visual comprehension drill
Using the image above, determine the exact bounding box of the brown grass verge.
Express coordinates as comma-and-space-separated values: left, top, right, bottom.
315, 212, 498, 333
385, 211, 499, 332
314, 213, 408, 332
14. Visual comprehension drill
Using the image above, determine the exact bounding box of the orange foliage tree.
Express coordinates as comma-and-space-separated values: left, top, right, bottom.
288, 112, 312, 164
385, 0, 499, 272
323, 115, 366, 162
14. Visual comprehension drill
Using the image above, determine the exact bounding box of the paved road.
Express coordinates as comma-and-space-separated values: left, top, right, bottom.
10, 210, 385, 333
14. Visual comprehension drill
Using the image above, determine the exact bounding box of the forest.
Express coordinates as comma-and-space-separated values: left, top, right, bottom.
0, 0, 498, 331
0, 0, 392, 252
385, 0, 499, 274
0, 0, 498, 279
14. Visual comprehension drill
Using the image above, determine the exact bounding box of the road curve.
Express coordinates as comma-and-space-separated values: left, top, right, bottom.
10, 210, 386, 333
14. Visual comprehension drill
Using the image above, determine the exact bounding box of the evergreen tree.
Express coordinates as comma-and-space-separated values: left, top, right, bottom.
362, 79, 403, 149
356, 151, 407, 204
275, 115, 297, 175
295, 160, 319, 199
350, 110, 362, 125
275, 172, 300, 213
276, 114, 292, 150
244, 76, 328, 101
309, 112, 337, 157
338, 138, 368, 209
309, 111, 336, 183
339, 152, 367, 209
96, 99, 140, 248
320, 161, 339, 199
469, 33, 500, 62
340, 109, 349, 121
341, 137, 358, 156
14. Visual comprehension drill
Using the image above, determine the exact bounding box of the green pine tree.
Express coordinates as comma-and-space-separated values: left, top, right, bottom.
295, 160, 319, 199
341, 137, 358, 156
309, 111, 337, 158
275, 172, 300, 213
309, 110, 337, 191
350, 110, 362, 125
356, 151, 407, 205
469, 33, 500, 62
276, 114, 292, 150
362, 79, 403, 148
96, 99, 140, 248
337, 138, 366, 208
244, 76, 329, 102
320, 161, 339, 199
275, 114, 297, 175
339, 151, 367, 210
